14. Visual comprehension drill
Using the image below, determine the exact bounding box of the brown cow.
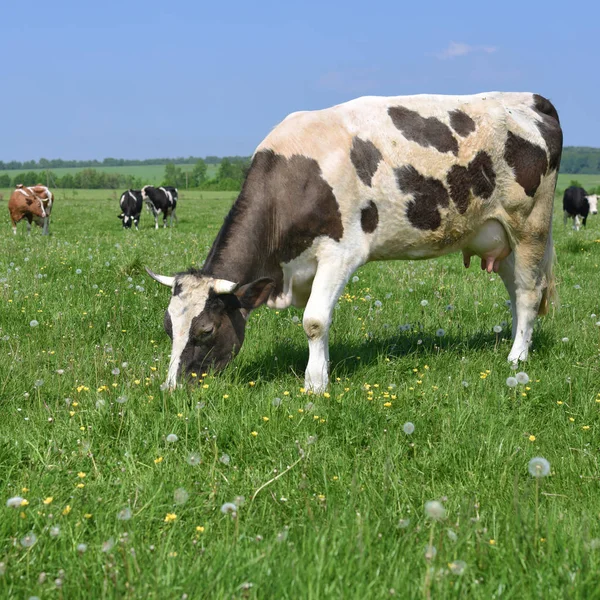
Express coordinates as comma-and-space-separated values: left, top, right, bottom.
8, 184, 54, 235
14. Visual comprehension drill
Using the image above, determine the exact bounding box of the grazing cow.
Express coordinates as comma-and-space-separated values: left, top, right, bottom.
147, 92, 562, 392
118, 189, 143, 229
563, 186, 598, 231
8, 184, 54, 235
141, 185, 178, 229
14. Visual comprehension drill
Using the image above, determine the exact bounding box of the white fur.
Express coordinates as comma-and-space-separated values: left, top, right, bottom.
586, 194, 598, 215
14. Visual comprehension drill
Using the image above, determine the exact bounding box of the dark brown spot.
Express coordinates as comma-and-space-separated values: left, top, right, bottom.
388, 106, 458, 155
395, 166, 449, 230
449, 110, 476, 137
447, 151, 496, 214
350, 137, 382, 186
504, 132, 548, 197
164, 311, 173, 339
532, 94, 562, 172
361, 200, 379, 233
202, 150, 344, 293
173, 282, 183, 296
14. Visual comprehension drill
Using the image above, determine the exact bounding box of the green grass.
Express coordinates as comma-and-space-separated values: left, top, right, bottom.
2, 187, 600, 599
557, 173, 600, 191
2, 164, 219, 185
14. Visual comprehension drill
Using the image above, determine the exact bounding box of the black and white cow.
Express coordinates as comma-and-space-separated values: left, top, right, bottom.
147, 92, 562, 392
141, 185, 178, 229
118, 189, 143, 229
562, 186, 598, 231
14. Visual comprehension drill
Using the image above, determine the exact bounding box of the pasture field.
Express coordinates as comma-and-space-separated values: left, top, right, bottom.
1, 186, 600, 599
3, 164, 219, 186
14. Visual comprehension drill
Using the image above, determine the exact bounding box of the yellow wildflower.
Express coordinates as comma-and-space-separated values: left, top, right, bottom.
164, 513, 177, 523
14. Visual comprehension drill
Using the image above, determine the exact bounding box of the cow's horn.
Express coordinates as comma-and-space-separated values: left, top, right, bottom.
213, 279, 238, 294
145, 267, 175, 287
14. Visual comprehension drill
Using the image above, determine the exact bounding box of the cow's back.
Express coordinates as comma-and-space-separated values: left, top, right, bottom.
253, 92, 560, 261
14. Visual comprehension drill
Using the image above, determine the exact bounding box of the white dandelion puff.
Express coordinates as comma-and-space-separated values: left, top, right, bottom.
424, 544, 437, 560
272, 397, 282, 407
166, 433, 178, 443
435, 328, 445, 337
34, 379, 44, 387
220, 502, 237, 516
447, 529, 458, 542
20, 532, 37, 548
397, 519, 410, 529
75, 269, 82, 275
29, 320, 39, 328
528, 457, 550, 478
403, 422, 415, 435
420, 300, 429, 307
352, 276, 359, 283
77, 543, 87, 554
493, 325, 502, 333
117, 507, 132, 521
6, 496, 25, 508
116, 396, 127, 404
186, 452, 201, 466
562, 337, 569, 343
49, 526, 60, 538
111, 368, 120, 376
449, 560, 467, 575
506, 377, 518, 388
174, 488, 189, 505
219, 454, 230, 465
516, 372, 529, 385
101, 538, 115, 553
374, 300, 382, 308
424, 500, 446, 520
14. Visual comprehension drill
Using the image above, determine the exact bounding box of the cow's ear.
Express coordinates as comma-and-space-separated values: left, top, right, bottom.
234, 278, 275, 309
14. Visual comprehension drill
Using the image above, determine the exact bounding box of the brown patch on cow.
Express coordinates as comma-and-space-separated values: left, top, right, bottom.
350, 137, 382, 186
395, 166, 449, 230
449, 110, 476, 137
361, 200, 379, 233
202, 150, 344, 292
532, 94, 562, 172
388, 106, 458, 155
504, 132, 548, 197
447, 151, 496, 214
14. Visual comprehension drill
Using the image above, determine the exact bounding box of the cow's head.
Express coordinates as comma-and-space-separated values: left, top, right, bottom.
118, 213, 134, 228
586, 194, 599, 215
146, 268, 275, 388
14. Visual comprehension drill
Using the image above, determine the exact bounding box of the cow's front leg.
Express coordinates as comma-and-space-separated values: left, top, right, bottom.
303, 256, 363, 393
42, 217, 49, 236
154, 211, 159, 230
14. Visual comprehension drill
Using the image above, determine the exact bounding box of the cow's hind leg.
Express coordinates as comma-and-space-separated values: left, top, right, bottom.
498, 253, 518, 341
505, 188, 556, 363
42, 217, 49, 236
303, 252, 365, 392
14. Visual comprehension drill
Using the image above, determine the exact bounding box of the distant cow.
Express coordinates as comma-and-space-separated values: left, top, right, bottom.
563, 186, 598, 230
118, 189, 143, 229
8, 184, 54, 235
147, 92, 562, 393
141, 185, 178, 229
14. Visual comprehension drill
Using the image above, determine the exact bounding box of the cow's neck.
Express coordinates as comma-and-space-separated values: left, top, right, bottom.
202, 189, 283, 290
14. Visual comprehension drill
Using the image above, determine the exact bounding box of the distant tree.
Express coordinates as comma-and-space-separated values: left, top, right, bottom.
163, 163, 184, 187
0, 174, 10, 187
190, 159, 207, 187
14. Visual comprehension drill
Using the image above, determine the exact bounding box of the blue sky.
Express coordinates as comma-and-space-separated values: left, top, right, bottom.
2, 0, 599, 161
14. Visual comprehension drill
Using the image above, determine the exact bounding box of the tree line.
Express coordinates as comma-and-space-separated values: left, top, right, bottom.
0, 155, 248, 171
0, 157, 251, 191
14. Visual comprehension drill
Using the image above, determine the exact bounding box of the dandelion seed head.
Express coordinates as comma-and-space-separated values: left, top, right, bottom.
95, 398, 106, 409
102, 538, 115, 553
506, 377, 518, 388
29, 320, 39, 328
562, 337, 569, 343
424, 544, 437, 560
77, 543, 87, 554
447, 529, 458, 542
111, 368, 120, 376
374, 300, 382, 308
166, 433, 178, 443
117, 507, 132, 521
34, 379, 44, 387
449, 560, 467, 575
75, 269, 82, 275
424, 500, 446, 520
420, 300, 428, 307
397, 519, 410, 529
403, 422, 415, 435
116, 395, 127, 404
186, 452, 201, 466
6, 496, 26, 508
20, 532, 37, 548
435, 328, 445, 337
220, 502, 237, 516
49, 526, 60, 538
352, 276, 359, 283
174, 488, 189, 505
272, 397, 282, 407
516, 372, 529, 384
528, 457, 550, 478
493, 325, 502, 333
219, 454, 230, 465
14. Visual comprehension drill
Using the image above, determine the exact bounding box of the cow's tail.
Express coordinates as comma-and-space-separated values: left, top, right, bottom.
538, 223, 557, 316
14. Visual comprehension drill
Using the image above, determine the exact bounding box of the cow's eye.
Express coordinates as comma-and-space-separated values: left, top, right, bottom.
195, 324, 215, 340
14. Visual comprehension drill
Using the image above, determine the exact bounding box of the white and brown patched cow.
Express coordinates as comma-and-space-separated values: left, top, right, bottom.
147, 92, 562, 392
8, 184, 54, 235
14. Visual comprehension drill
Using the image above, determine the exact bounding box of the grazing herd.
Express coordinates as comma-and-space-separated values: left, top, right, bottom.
3, 91, 600, 393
